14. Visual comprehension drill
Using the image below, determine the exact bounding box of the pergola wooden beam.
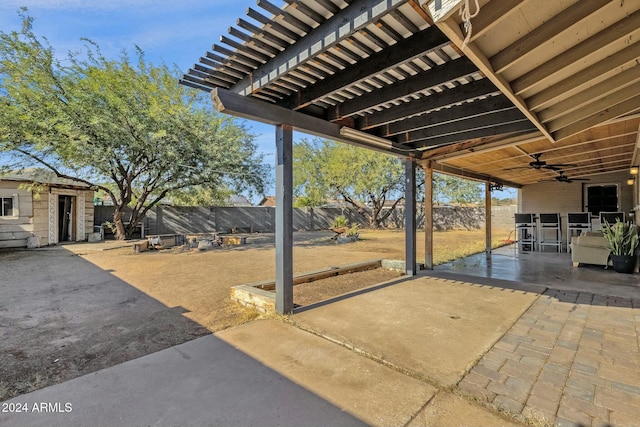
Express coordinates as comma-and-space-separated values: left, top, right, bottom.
413, 120, 537, 149
428, 18, 554, 142
282, 26, 450, 110
378, 95, 515, 137
329, 57, 478, 120
429, 162, 522, 189
230, 0, 408, 96
357, 78, 499, 130
211, 87, 412, 157
396, 108, 528, 144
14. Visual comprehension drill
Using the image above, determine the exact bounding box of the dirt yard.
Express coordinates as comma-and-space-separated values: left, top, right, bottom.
1, 228, 507, 401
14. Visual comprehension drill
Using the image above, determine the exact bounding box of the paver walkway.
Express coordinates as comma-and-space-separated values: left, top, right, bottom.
458, 289, 640, 427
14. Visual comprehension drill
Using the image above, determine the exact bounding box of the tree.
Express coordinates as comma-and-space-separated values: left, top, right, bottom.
293, 138, 404, 228
0, 11, 266, 239
432, 173, 484, 205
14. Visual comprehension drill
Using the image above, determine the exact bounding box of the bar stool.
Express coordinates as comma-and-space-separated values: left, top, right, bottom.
539, 213, 562, 252
515, 213, 537, 251
567, 212, 591, 253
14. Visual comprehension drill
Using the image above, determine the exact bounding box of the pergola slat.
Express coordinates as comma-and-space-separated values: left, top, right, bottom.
230, 0, 409, 96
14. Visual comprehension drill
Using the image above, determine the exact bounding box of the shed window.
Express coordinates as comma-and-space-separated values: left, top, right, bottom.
1, 197, 15, 217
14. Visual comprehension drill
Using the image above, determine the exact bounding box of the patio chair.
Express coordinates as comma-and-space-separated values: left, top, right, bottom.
566, 212, 591, 253
515, 213, 537, 251
538, 213, 562, 252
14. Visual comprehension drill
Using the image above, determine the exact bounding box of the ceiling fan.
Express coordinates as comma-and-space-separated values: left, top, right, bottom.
551, 171, 590, 183
506, 153, 576, 171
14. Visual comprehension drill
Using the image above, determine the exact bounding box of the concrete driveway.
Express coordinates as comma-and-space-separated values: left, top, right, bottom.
0, 246, 208, 400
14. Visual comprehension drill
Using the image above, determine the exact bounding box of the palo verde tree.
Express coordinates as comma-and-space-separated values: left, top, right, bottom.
0, 11, 266, 239
293, 138, 404, 228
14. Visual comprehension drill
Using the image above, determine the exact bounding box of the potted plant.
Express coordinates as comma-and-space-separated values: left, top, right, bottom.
602, 219, 639, 273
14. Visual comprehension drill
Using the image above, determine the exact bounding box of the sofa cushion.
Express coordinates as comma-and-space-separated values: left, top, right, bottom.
576, 234, 609, 249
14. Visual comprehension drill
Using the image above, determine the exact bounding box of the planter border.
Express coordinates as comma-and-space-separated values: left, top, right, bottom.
231, 259, 421, 313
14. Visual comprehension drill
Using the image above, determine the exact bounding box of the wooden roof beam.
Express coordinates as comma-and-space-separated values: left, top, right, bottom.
467, 0, 529, 43
539, 66, 640, 123
420, 131, 543, 161
554, 94, 640, 141
512, 10, 640, 95
491, 0, 610, 74
257, 0, 313, 34
548, 86, 640, 133
528, 42, 640, 112
432, 17, 554, 142
428, 161, 522, 188
211, 87, 412, 158
227, 26, 282, 55
478, 144, 636, 175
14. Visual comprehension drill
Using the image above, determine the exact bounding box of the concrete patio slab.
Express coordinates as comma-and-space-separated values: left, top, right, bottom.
217, 319, 437, 427
408, 392, 521, 427
0, 334, 367, 427
292, 276, 540, 387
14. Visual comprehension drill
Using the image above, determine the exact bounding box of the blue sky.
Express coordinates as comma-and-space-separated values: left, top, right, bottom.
0, 0, 279, 160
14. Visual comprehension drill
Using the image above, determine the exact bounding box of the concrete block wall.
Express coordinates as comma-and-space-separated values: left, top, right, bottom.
95, 205, 515, 235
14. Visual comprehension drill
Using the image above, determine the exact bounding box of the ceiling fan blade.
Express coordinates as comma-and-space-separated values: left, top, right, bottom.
546, 163, 577, 168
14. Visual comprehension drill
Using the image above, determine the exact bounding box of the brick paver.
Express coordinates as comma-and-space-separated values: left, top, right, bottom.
458, 289, 640, 427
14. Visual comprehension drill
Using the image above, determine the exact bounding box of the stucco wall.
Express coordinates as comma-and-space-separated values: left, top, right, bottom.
0, 182, 94, 249
0, 182, 35, 249
520, 170, 633, 247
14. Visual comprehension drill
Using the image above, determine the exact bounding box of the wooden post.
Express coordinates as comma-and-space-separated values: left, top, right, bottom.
275, 124, 294, 314
405, 158, 417, 276
424, 161, 434, 270
485, 181, 492, 267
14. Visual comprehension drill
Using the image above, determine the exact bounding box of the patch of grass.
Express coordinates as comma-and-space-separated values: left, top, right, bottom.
432, 228, 513, 265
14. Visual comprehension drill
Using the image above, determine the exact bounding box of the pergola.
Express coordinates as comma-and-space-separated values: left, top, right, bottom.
181, 0, 640, 313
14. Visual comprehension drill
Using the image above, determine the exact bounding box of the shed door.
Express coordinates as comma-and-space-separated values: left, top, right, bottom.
58, 195, 75, 242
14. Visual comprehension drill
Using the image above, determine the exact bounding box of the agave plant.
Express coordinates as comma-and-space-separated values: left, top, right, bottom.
602, 219, 639, 256
331, 215, 349, 228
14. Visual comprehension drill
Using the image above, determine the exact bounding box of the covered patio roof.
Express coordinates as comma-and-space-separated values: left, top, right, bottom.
180, 0, 640, 312
181, 0, 640, 187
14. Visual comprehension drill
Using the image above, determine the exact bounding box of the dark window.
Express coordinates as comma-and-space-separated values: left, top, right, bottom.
586, 185, 618, 216
1, 197, 14, 216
